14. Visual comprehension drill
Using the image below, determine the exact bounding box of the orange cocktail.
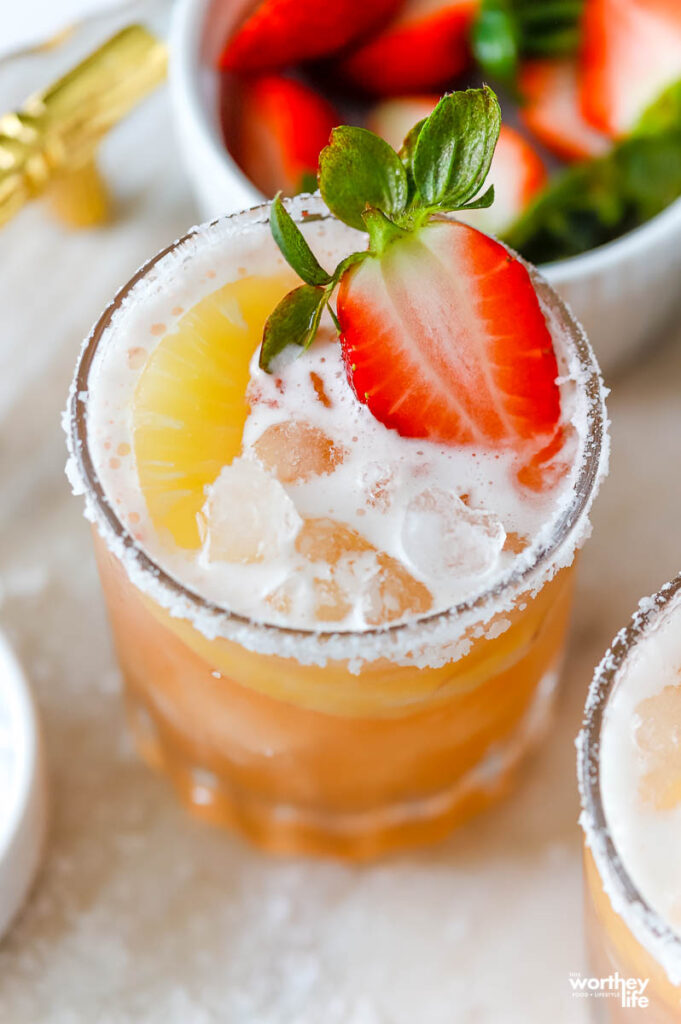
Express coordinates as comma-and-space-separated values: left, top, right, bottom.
66, 192, 606, 858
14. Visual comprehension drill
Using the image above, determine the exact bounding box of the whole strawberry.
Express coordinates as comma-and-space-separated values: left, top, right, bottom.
260, 87, 561, 451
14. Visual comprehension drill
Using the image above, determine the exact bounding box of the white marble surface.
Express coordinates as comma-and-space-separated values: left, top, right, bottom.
1, 32, 681, 1024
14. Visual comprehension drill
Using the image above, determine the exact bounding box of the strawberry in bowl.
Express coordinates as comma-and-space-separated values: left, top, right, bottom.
170, 0, 681, 371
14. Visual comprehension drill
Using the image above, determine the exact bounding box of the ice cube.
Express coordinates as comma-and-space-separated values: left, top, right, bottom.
634, 684, 681, 810
265, 583, 294, 618
361, 462, 394, 511
363, 553, 432, 627
295, 517, 373, 564
401, 488, 506, 580
292, 516, 432, 626
253, 420, 345, 483
200, 458, 301, 565
312, 576, 353, 623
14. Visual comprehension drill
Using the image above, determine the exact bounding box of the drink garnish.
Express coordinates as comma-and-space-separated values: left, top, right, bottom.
260, 86, 561, 449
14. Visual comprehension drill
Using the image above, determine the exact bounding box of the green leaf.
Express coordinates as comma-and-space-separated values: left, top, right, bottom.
634, 79, 681, 137
457, 184, 495, 212
472, 0, 583, 84
471, 3, 518, 84
260, 285, 325, 371
318, 126, 409, 231
412, 87, 501, 210
399, 118, 428, 204
270, 195, 332, 287
504, 130, 681, 264
399, 119, 428, 169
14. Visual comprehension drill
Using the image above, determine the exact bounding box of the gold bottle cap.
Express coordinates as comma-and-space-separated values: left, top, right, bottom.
0, 24, 167, 228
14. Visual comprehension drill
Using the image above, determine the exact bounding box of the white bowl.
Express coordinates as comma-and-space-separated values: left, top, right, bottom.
0, 630, 47, 939
169, 0, 681, 373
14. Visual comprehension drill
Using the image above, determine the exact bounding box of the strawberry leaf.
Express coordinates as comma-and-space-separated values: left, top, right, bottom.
260, 284, 325, 371
412, 87, 501, 211
399, 119, 428, 203
399, 119, 428, 168
270, 195, 332, 287
319, 126, 408, 232
456, 184, 495, 211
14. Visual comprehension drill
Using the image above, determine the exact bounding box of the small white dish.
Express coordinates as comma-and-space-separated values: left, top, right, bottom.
169, 0, 681, 373
0, 630, 47, 940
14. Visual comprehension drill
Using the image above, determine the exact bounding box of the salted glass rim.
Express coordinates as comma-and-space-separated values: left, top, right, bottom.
578, 571, 681, 967
68, 196, 607, 643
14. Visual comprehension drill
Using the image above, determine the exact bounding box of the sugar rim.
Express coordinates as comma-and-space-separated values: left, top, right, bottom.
65, 195, 609, 667
578, 571, 681, 986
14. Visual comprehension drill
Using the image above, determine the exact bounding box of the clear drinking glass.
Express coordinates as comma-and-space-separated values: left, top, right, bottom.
578, 573, 681, 1022
67, 199, 608, 859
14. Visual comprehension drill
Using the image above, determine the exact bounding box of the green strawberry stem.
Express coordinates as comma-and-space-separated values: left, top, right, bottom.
260, 86, 501, 371
361, 207, 409, 254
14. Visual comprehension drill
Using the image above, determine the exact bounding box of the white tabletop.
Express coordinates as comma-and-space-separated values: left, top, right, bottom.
0, 26, 680, 1024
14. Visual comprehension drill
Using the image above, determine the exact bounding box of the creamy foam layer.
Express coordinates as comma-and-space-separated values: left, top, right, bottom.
66, 197, 608, 666
599, 591, 681, 939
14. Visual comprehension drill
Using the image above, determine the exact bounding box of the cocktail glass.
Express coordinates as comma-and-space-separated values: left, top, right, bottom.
578, 573, 681, 1021
67, 198, 608, 859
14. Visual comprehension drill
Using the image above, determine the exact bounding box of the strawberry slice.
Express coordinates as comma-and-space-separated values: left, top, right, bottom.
368, 97, 547, 234
229, 74, 340, 197
337, 220, 560, 447
519, 59, 611, 162
337, 0, 477, 96
580, 0, 681, 137
218, 0, 402, 72
260, 88, 564, 460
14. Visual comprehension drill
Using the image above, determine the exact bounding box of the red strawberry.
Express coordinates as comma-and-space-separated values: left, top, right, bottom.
230, 75, 340, 197
369, 97, 548, 234
519, 59, 611, 162
337, 0, 477, 96
261, 88, 563, 462
580, 0, 681, 137
218, 0, 402, 72
337, 220, 560, 447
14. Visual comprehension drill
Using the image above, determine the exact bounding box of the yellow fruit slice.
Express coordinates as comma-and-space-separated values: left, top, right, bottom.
132, 271, 296, 549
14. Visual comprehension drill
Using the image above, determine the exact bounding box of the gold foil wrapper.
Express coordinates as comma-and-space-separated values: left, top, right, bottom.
0, 24, 167, 227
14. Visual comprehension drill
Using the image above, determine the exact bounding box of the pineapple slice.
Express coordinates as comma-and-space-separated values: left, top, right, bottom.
132, 272, 295, 548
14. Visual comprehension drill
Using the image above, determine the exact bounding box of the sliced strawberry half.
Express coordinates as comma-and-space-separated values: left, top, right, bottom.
580, 0, 681, 137
336, 0, 478, 96
230, 74, 340, 197
369, 97, 548, 234
519, 59, 612, 162
218, 0, 402, 72
337, 220, 561, 447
